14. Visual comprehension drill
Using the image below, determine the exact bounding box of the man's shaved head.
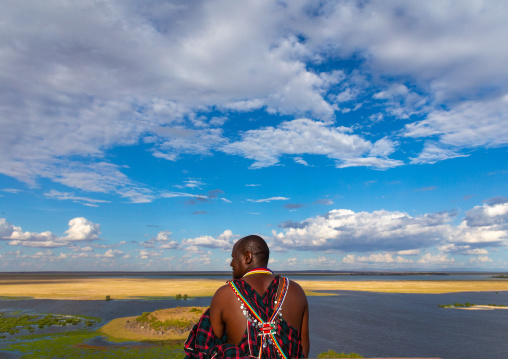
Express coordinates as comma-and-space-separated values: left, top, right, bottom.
234, 235, 270, 266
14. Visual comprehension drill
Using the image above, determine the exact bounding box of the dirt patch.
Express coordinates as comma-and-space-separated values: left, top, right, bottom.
99, 306, 208, 341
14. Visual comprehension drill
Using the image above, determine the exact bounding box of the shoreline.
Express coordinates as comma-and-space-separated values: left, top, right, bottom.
1, 277, 508, 299
0, 270, 507, 278
453, 305, 508, 311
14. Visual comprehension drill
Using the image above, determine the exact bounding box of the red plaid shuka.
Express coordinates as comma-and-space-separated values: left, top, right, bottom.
184, 275, 304, 359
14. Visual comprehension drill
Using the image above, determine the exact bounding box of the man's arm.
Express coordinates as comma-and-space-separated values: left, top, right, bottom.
301, 300, 309, 358
283, 280, 310, 358
209, 285, 229, 339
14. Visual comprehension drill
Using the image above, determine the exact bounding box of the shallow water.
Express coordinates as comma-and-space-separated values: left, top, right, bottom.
1, 292, 507, 358
84, 336, 158, 348
309, 290, 508, 359
0, 297, 210, 328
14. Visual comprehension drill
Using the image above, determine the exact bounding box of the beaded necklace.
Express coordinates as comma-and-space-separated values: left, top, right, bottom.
243, 267, 274, 277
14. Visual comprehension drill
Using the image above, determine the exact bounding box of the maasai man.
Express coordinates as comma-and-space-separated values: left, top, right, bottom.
184, 235, 309, 358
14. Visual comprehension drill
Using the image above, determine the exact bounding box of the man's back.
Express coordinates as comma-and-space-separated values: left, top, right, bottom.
210, 273, 309, 357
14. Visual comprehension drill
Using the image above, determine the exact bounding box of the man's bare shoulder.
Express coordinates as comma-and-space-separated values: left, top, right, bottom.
210, 282, 237, 309
288, 279, 306, 296
286, 279, 308, 307
212, 283, 232, 301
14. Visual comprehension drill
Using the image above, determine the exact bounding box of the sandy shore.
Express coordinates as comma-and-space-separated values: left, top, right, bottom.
1, 276, 508, 299
456, 305, 508, 310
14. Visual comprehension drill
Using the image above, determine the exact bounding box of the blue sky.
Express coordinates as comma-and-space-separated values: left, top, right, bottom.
1, 0, 507, 272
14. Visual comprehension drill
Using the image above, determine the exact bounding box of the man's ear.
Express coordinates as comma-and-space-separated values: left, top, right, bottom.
244, 251, 253, 264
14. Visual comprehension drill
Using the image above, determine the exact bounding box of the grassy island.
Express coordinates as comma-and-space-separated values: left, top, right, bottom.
98, 306, 207, 342
438, 302, 508, 310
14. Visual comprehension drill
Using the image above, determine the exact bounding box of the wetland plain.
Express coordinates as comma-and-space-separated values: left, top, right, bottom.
1, 272, 508, 358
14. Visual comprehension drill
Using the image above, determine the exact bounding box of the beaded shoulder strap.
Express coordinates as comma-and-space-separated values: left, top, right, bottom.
229, 276, 290, 359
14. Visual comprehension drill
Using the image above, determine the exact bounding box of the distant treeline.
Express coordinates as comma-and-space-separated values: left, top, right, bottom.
0, 270, 453, 277
279, 271, 450, 276
11, 270, 508, 278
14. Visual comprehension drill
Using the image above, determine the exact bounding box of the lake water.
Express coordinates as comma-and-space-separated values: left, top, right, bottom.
308, 290, 508, 359
1, 276, 508, 358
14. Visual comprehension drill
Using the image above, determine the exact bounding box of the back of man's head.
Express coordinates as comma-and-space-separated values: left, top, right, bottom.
236, 235, 270, 266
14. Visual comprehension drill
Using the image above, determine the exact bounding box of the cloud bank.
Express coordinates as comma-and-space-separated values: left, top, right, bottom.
1, 217, 100, 247
273, 199, 508, 254
1, 0, 508, 200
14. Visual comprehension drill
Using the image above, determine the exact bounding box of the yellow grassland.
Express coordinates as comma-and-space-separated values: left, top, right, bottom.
1, 276, 508, 299
296, 279, 508, 294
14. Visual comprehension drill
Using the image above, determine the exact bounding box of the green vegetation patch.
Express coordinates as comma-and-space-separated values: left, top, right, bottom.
128, 296, 177, 300
317, 349, 363, 358
0, 312, 100, 337
136, 312, 192, 331
304, 291, 338, 297
2, 330, 186, 359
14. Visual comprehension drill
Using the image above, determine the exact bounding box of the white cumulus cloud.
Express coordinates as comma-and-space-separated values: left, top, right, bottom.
99, 249, 124, 258
274, 200, 508, 253
182, 230, 236, 249
273, 208, 454, 252
0, 218, 15, 239
342, 253, 413, 264
2, 217, 100, 248
63, 217, 101, 241
464, 200, 508, 227
223, 119, 402, 169
417, 253, 455, 264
